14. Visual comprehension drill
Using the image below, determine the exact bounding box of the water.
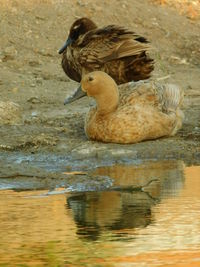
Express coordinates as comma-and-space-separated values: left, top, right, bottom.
0, 160, 200, 266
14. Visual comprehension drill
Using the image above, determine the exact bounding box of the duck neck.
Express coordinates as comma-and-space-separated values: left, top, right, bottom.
96, 87, 119, 115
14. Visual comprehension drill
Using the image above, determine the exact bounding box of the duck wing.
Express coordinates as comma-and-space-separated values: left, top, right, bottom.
118, 81, 184, 114
77, 25, 151, 65
118, 81, 160, 107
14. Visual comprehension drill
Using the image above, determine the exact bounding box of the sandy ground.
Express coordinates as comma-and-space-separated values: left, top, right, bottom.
0, 0, 200, 177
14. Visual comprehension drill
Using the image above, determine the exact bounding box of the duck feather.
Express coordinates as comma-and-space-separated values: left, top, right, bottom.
60, 18, 154, 84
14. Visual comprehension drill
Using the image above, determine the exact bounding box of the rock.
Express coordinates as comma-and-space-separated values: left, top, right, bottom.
71, 142, 138, 160
31, 111, 38, 117
0, 101, 23, 125
27, 97, 42, 104
32, 133, 58, 147
28, 59, 41, 67
35, 15, 46, 20
38, 49, 54, 57
30, 83, 36, 87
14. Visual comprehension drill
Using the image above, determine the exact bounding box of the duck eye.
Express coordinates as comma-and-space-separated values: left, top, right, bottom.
88, 76, 93, 82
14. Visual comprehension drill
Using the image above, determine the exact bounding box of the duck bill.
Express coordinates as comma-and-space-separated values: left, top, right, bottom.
64, 85, 86, 104
58, 37, 73, 54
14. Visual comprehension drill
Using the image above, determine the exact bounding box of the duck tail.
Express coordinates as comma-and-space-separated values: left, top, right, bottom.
160, 83, 184, 135
161, 84, 184, 112
125, 52, 154, 81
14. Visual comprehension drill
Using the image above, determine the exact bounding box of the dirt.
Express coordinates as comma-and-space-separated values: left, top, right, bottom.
0, 0, 200, 180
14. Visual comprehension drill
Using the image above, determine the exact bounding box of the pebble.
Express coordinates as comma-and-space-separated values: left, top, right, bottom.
28, 59, 41, 67
27, 97, 42, 104
31, 111, 38, 117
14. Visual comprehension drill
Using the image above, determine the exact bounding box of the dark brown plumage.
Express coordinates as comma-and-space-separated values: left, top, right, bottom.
59, 17, 154, 84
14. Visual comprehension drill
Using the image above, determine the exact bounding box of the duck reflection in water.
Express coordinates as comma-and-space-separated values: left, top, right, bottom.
66, 161, 185, 241
67, 190, 154, 241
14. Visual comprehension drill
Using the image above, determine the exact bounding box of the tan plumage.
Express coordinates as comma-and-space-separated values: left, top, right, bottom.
80, 71, 184, 144
59, 17, 154, 85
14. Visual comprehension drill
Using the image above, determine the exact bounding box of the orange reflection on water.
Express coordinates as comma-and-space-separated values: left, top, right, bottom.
183, 165, 200, 197
0, 190, 77, 266
108, 165, 200, 266
108, 250, 200, 267
0, 162, 200, 266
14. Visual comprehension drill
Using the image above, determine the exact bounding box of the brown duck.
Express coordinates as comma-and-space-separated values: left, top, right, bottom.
69, 71, 184, 144
59, 17, 154, 86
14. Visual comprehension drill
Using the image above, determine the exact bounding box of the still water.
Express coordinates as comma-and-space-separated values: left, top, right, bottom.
0, 160, 200, 266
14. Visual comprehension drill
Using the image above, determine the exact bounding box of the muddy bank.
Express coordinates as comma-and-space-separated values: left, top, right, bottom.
0, 0, 200, 183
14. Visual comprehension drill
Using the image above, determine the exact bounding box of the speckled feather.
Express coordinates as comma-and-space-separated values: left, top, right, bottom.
60, 18, 154, 84
82, 72, 184, 144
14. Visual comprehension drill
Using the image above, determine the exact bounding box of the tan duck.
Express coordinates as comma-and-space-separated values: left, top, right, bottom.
64, 71, 184, 144
59, 17, 154, 87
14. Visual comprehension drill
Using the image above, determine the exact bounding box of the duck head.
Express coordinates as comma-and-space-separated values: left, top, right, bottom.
65, 71, 119, 115
58, 17, 97, 54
